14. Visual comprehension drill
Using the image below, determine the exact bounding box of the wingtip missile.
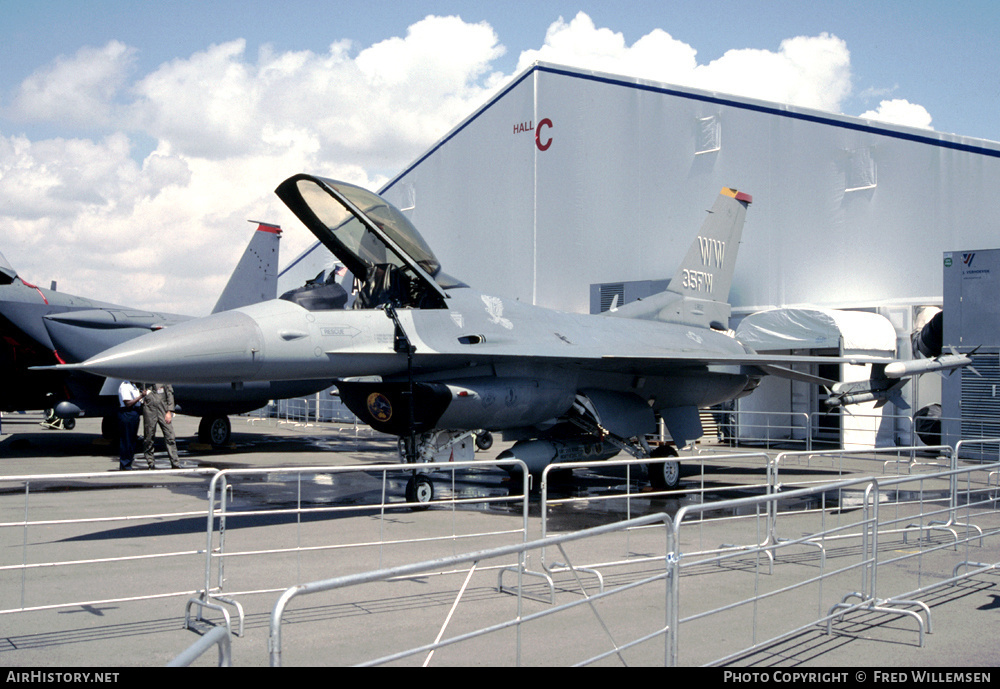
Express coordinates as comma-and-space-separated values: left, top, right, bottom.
825, 389, 909, 409
826, 348, 976, 408
883, 350, 974, 379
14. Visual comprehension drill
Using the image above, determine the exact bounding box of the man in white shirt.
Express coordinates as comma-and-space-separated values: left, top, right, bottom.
117, 380, 146, 470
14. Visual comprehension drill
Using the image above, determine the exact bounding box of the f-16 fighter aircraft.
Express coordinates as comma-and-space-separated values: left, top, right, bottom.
51, 175, 969, 499
3, 221, 333, 444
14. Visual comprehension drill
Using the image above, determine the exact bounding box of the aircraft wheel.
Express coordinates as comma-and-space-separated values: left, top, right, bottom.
648, 445, 681, 490
405, 475, 434, 507
198, 415, 231, 446
63, 418, 75, 430
475, 431, 493, 451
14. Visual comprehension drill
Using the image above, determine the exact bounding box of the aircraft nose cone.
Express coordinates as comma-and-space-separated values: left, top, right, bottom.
78, 310, 265, 384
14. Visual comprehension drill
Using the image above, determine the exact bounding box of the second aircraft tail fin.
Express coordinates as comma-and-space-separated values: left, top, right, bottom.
211, 221, 282, 314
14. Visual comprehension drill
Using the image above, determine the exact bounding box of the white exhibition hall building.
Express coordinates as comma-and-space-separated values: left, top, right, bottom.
279, 62, 1000, 448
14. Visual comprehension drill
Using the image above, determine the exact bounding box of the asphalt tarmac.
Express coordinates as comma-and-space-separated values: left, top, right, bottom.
1, 411, 998, 670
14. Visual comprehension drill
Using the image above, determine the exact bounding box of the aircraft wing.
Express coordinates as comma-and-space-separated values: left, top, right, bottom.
375, 351, 888, 380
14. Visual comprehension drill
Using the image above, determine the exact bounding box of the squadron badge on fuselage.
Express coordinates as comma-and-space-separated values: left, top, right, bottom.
367, 392, 393, 422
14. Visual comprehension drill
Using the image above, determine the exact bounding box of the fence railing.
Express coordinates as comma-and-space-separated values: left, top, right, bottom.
703, 410, 812, 451
267, 511, 677, 666
261, 458, 1000, 665
187, 459, 530, 636
2, 428, 997, 666
534, 445, 963, 573
711, 407, 1000, 456
669, 461, 1000, 665
0, 467, 219, 616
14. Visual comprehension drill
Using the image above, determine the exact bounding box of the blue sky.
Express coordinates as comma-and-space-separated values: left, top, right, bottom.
4, 0, 997, 141
1, 0, 998, 313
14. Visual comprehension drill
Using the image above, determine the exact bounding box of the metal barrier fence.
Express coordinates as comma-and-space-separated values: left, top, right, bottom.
267, 511, 677, 666
166, 624, 232, 667
771, 444, 954, 487
536, 451, 771, 564
263, 458, 1000, 666
2, 425, 997, 665
536, 445, 957, 570
669, 459, 1000, 665
0, 459, 530, 627
0, 467, 219, 616
242, 403, 377, 436
187, 459, 531, 636
264, 396, 357, 425
704, 410, 812, 451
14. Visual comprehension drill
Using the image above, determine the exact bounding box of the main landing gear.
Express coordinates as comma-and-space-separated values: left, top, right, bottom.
568, 410, 683, 492
647, 444, 681, 490
198, 415, 232, 446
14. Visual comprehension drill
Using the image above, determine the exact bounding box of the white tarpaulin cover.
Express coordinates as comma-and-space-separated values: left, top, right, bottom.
735, 307, 897, 449
736, 308, 896, 353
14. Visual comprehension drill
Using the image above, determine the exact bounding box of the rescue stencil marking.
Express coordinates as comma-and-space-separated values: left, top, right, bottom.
321, 325, 361, 338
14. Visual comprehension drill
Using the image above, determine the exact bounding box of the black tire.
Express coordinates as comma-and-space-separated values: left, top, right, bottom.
198, 416, 231, 446
475, 431, 493, 451
405, 475, 434, 508
648, 445, 681, 490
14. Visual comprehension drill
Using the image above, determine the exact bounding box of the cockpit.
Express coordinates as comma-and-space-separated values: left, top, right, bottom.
275, 175, 462, 310
279, 266, 351, 311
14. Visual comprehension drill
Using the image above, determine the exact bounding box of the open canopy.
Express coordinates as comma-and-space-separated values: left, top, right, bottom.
275, 174, 450, 309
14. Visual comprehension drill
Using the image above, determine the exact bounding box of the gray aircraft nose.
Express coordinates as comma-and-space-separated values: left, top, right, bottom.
75, 310, 266, 384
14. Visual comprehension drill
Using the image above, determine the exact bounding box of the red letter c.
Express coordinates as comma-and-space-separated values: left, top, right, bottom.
535, 118, 553, 151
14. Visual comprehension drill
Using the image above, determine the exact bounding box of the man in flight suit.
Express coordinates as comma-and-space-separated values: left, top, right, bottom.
141, 383, 180, 469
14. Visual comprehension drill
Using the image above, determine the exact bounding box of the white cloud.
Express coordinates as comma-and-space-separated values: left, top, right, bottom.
7, 41, 136, 128
517, 13, 852, 113
0, 16, 507, 313
128, 16, 505, 165
0, 12, 933, 315
860, 99, 933, 130
517, 14, 699, 86
697, 34, 851, 112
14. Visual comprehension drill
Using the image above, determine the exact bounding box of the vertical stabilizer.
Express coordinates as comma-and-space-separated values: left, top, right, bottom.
211, 222, 282, 314
667, 188, 751, 306
607, 188, 751, 329
0, 250, 16, 284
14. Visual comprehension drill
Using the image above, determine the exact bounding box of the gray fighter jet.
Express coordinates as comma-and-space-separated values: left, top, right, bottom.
52, 175, 969, 498
3, 221, 333, 444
